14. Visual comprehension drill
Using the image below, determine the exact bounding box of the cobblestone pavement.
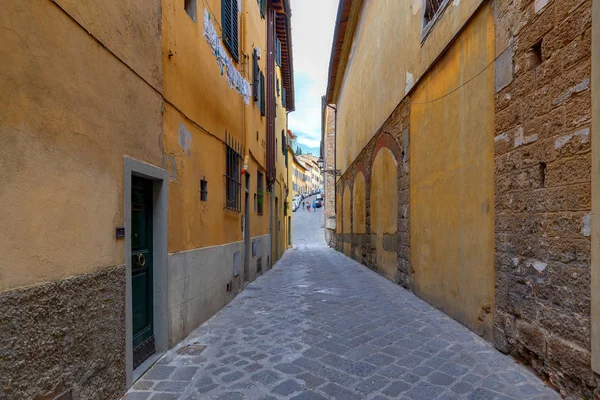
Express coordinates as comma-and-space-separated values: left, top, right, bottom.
125, 205, 558, 400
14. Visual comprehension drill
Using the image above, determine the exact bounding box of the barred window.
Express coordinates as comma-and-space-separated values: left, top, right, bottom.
259, 71, 266, 116
257, 170, 264, 215
253, 49, 260, 102
224, 133, 241, 211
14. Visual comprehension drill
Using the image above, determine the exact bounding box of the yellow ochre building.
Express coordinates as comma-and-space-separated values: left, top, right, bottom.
0, 0, 295, 398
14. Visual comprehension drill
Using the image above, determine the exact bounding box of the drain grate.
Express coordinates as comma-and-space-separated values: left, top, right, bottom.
176, 343, 207, 355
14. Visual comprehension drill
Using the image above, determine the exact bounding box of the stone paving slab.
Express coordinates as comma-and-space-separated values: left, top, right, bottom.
124, 242, 559, 400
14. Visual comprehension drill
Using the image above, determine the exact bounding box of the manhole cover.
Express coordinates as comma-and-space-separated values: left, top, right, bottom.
176, 344, 207, 355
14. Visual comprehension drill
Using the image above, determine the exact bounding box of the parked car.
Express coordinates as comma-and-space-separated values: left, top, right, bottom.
292, 200, 299, 212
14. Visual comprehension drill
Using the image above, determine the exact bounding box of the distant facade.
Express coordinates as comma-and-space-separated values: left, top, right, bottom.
327, 0, 597, 397
0, 0, 294, 398
297, 154, 323, 193
291, 153, 308, 196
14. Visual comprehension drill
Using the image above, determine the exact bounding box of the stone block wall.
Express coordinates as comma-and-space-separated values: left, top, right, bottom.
494, 0, 593, 396
323, 105, 337, 247
336, 101, 411, 288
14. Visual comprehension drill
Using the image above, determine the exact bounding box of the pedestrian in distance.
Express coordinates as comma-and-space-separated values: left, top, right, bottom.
302, 201, 305, 209
307, 202, 311, 212
313, 201, 317, 211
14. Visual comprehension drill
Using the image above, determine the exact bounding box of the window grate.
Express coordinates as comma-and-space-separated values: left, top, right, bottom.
259, 71, 266, 116
224, 132, 242, 212
257, 170, 264, 215
253, 49, 260, 102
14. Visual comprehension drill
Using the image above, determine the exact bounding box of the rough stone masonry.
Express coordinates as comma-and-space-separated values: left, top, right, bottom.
493, 0, 594, 397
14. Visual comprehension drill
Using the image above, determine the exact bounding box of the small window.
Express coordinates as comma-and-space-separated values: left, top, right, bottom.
222, 0, 239, 62
275, 38, 282, 66
253, 49, 260, 102
200, 178, 208, 201
276, 77, 280, 97
259, 0, 266, 18
259, 72, 266, 116
422, 0, 449, 39
225, 134, 241, 211
281, 130, 286, 155
282, 87, 287, 109
257, 170, 264, 215
185, 0, 197, 21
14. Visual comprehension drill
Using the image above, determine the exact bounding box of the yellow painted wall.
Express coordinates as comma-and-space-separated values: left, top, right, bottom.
287, 147, 295, 247
409, 4, 495, 337
0, 0, 163, 292
343, 186, 351, 256
335, 0, 486, 174
162, 0, 269, 253
370, 148, 398, 280
273, 64, 290, 260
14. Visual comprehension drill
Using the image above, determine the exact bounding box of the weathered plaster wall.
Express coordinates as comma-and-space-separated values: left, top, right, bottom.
0, 0, 163, 292
0, 266, 126, 400
55, 0, 162, 88
494, 0, 594, 396
161, 0, 270, 255
410, 4, 495, 339
371, 148, 398, 281
335, 0, 487, 174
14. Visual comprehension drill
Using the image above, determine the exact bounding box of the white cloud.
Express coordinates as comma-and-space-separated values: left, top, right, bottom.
288, 0, 339, 149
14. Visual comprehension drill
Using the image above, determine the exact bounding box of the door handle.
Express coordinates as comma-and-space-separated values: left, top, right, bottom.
137, 253, 146, 267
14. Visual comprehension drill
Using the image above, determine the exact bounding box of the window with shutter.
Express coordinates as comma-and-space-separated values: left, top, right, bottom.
253, 49, 259, 102
282, 87, 287, 109
221, 0, 239, 62
260, 72, 265, 116
260, 0, 266, 18
275, 38, 282, 66
276, 77, 280, 97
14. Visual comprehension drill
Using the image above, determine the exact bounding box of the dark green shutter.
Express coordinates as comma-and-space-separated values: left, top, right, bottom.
253, 50, 259, 102
260, 72, 265, 116
260, 0, 266, 18
282, 87, 287, 109
222, 0, 239, 62
276, 38, 282, 66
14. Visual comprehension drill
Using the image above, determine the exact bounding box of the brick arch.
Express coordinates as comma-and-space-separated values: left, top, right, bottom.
370, 132, 402, 170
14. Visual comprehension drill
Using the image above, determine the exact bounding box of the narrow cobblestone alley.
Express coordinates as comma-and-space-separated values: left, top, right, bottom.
125, 199, 558, 400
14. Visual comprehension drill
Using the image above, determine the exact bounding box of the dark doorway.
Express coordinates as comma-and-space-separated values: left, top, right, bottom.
131, 176, 155, 369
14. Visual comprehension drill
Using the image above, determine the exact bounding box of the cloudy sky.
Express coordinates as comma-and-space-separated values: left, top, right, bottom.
288, 0, 339, 154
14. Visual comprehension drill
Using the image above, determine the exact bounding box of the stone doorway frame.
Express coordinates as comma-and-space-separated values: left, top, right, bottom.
124, 157, 169, 388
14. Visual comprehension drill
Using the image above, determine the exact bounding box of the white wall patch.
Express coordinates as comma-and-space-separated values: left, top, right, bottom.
405, 71, 415, 94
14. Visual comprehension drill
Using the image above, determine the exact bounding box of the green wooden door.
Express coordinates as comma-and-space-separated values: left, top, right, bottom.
131, 176, 155, 369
